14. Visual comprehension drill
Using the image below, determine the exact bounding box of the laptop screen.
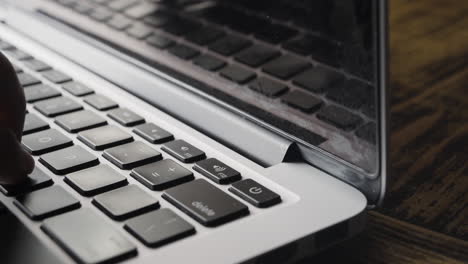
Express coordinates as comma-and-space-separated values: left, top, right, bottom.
168, 0, 383, 174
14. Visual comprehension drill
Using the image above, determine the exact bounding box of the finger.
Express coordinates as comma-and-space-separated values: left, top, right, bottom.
0, 129, 34, 184
0, 52, 26, 140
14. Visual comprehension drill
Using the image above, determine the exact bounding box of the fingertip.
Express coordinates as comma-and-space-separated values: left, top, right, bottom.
21, 150, 35, 175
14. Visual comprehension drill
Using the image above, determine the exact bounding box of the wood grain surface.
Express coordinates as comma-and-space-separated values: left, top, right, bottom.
305, 0, 468, 263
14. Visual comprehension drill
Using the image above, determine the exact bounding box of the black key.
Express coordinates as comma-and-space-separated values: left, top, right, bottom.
146, 34, 174, 49
194, 158, 241, 184
262, 55, 309, 80
93, 185, 159, 220
220, 65, 256, 84
84, 94, 118, 111
326, 80, 369, 109
55, 110, 107, 133
107, 15, 132, 30
161, 139, 205, 163
104, 141, 161, 169
78, 125, 133, 150
65, 164, 128, 196
0, 168, 53, 196
281, 90, 323, 113
34, 97, 83, 117
185, 26, 225, 45
22, 59, 51, 72
4, 49, 33, 60
143, 11, 171, 27
41, 209, 137, 264
168, 44, 200, 60
193, 54, 225, 71
293, 67, 345, 94
229, 179, 281, 208
15, 186, 80, 220
124, 208, 195, 247
133, 123, 174, 144
124, 2, 158, 19
23, 113, 49, 135
355, 122, 376, 144
22, 129, 73, 155
89, 7, 113, 22
24, 84, 61, 103
163, 179, 249, 227
42, 70, 72, 84
234, 44, 280, 67
39, 145, 99, 175
317, 105, 363, 131
131, 159, 194, 190
17, 73, 41, 87
127, 23, 153, 39
108, 108, 145, 127
209, 35, 251, 56
108, 0, 138, 11
162, 18, 200, 36
62, 81, 94, 96
248, 77, 288, 97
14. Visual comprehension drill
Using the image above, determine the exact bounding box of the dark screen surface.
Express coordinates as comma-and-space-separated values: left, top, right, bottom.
159, 0, 383, 173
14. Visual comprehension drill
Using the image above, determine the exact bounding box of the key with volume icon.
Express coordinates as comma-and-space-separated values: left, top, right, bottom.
193, 158, 241, 184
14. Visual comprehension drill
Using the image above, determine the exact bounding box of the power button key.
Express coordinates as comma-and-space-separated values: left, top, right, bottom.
229, 179, 281, 208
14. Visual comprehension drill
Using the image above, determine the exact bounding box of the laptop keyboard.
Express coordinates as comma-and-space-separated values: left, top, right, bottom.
44, 0, 377, 146
0, 38, 282, 263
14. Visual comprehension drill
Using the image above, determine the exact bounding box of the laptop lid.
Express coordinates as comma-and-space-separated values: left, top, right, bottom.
2, 0, 388, 206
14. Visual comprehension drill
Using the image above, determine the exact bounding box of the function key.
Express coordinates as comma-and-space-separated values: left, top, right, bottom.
41, 209, 137, 264
78, 125, 133, 150
262, 55, 309, 80
248, 77, 288, 98
65, 164, 128, 196
24, 84, 61, 103
55, 110, 107, 133
39, 145, 99, 175
316, 105, 363, 131
193, 158, 241, 184
103, 141, 161, 169
14, 185, 80, 220
62, 81, 94, 96
22, 59, 51, 72
124, 208, 195, 247
0, 168, 53, 196
281, 90, 323, 113
193, 54, 226, 72
220, 65, 256, 84
234, 44, 280, 67
209, 35, 251, 56
22, 128, 73, 155
23, 113, 49, 135
131, 159, 194, 191
161, 139, 205, 163
163, 179, 249, 227
107, 108, 145, 127
292, 67, 344, 94
17, 73, 41, 87
133, 123, 174, 144
34, 97, 83, 117
168, 44, 200, 60
229, 179, 281, 208
42, 70, 72, 84
84, 94, 118, 111
93, 185, 159, 220
146, 34, 174, 49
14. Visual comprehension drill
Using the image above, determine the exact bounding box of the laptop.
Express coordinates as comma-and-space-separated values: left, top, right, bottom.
0, 0, 388, 263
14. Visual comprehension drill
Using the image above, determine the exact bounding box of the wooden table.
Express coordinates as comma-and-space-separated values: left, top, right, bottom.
304, 1, 468, 263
